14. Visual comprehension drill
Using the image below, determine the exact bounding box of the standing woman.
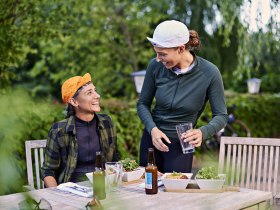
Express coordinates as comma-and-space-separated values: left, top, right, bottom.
41, 73, 119, 187
137, 20, 228, 173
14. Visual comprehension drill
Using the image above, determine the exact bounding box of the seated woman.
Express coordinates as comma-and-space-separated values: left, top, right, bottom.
41, 73, 119, 187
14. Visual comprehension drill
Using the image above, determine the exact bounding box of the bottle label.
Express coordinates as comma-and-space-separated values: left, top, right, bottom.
145, 172, 152, 189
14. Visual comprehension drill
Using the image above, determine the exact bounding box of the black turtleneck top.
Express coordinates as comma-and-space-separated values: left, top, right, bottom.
70, 116, 101, 182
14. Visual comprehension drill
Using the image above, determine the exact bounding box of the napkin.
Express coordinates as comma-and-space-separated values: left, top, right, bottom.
57, 182, 93, 198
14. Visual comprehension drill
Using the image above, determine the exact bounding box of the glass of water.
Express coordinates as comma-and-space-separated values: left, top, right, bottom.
105, 162, 123, 193
176, 123, 195, 154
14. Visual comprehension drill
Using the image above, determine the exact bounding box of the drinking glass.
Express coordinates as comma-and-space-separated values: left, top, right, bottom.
176, 123, 195, 154
105, 162, 123, 193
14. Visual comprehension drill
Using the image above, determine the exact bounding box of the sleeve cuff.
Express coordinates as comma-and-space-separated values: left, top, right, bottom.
146, 123, 157, 134
199, 126, 209, 140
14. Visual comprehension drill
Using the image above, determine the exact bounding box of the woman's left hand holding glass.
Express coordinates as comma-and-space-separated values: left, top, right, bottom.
181, 129, 202, 147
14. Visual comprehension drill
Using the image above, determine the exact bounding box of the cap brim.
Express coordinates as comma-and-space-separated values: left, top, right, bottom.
147, 37, 165, 47
80, 73, 91, 87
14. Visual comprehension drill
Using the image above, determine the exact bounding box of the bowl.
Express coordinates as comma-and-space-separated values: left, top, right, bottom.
195, 174, 226, 190
122, 167, 145, 182
161, 173, 193, 190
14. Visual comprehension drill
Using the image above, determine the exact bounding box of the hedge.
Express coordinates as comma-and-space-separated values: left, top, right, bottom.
103, 92, 280, 160
0, 90, 279, 195
0, 89, 63, 195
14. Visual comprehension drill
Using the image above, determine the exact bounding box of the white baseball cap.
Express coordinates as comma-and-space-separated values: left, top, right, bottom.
147, 20, 189, 48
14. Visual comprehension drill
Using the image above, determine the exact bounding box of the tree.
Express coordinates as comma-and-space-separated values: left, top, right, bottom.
1, 0, 279, 97
0, 0, 68, 88
215, 0, 280, 90
1, 0, 171, 98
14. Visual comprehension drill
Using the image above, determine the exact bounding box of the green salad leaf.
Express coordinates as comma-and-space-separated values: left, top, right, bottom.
171, 171, 183, 176
120, 158, 139, 171
196, 166, 220, 179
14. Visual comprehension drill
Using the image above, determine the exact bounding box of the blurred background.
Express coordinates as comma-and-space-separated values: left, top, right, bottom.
0, 0, 279, 195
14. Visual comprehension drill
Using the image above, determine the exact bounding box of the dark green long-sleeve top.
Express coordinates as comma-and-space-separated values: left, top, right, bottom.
137, 55, 228, 140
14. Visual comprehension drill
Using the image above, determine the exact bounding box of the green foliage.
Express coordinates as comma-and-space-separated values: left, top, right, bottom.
1, 0, 170, 98
226, 93, 280, 138
120, 158, 139, 172
1, 0, 279, 99
196, 166, 219, 179
0, 91, 144, 195
102, 98, 144, 160
0, 90, 279, 195
196, 92, 280, 138
1, 0, 280, 195
0, 88, 63, 195
216, 1, 280, 89
0, 0, 68, 88
103, 93, 280, 162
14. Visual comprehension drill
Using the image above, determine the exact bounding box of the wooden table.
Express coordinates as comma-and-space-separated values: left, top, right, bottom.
0, 181, 272, 210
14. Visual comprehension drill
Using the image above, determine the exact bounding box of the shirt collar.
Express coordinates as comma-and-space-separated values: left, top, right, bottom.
65, 114, 104, 134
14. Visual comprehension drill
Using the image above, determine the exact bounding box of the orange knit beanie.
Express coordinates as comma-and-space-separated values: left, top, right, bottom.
61, 73, 92, 103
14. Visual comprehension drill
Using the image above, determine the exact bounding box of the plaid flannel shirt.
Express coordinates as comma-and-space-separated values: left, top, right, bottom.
41, 114, 119, 184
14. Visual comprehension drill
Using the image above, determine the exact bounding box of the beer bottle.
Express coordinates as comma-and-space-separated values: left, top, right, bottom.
93, 151, 106, 200
145, 148, 158, 194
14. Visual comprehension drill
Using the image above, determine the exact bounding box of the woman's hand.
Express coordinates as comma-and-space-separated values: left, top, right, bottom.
151, 127, 171, 152
181, 129, 202, 147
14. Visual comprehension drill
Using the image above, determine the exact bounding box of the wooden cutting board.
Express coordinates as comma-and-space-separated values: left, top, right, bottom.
164, 184, 240, 193
122, 179, 143, 186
